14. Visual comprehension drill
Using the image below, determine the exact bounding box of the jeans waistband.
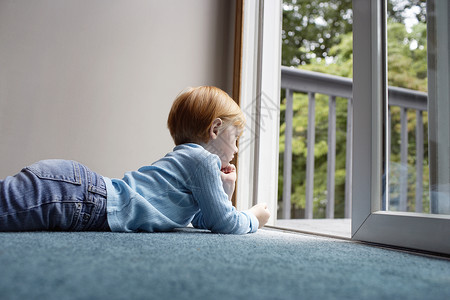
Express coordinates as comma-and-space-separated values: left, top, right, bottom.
78, 163, 107, 197
76, 161, 109, 231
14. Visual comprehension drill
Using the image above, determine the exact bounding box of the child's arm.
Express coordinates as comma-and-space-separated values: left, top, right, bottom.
191, 160, 261, 234
191, 211, 207, 229
192, 203, 270, 230
220, 164, 270, 228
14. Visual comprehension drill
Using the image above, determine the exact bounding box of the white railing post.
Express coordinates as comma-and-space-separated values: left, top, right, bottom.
282, 89, 294, 219
305, 92, 316, 219
345, 98, 353, 218
415, 110, 424, 213
399, 107, 408, 211
326, 95, 336, 218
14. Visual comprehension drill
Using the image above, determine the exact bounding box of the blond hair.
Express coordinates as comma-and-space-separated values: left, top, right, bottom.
167, 86, 245, 145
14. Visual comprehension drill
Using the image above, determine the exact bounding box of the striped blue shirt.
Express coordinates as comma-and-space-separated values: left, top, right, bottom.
104, 143, 259, 234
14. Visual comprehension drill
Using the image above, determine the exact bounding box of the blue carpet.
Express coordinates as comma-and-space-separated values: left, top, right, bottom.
1, 228, 449, 300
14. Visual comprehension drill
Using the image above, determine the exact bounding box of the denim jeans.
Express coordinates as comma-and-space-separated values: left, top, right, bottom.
0, 160, 110, 231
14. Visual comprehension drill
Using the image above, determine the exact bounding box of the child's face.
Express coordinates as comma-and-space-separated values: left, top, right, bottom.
208, 124, 240, 167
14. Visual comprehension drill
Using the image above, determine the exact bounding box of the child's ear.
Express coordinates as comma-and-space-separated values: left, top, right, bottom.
209, 118, 223, 139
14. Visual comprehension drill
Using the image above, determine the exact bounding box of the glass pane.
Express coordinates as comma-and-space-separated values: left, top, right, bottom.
427, 0, 450, 214
386, 0, 450, 214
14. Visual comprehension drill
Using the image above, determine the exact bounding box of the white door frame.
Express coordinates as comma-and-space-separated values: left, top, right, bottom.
352, 0, 450, 254
236, 0, 282, 225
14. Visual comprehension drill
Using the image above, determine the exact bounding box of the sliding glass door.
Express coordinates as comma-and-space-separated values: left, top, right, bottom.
352, 0, 450, 254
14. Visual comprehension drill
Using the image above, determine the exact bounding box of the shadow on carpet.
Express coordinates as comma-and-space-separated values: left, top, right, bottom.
1, 228, 449, 300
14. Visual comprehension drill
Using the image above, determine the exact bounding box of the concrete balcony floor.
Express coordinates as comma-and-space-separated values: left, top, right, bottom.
272, 218, 352, 239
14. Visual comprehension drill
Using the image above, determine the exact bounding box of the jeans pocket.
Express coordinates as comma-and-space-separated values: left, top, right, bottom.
26, 160, 82, 185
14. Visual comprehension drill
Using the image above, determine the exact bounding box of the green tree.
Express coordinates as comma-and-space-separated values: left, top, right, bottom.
387, 0, 426, 24
282, 0, 352, 66
282, 0, 425, 68
387, 21, 427, 91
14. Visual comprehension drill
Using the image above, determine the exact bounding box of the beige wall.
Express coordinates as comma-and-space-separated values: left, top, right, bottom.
0, 0, 235, 178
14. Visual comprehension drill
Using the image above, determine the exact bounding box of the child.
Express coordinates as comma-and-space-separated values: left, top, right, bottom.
0, 86, 270, 234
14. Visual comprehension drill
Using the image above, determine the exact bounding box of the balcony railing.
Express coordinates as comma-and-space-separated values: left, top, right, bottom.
280, 66, 428, 219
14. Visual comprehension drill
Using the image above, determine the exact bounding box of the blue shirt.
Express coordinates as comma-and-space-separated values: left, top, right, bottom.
104, 143, 259, 234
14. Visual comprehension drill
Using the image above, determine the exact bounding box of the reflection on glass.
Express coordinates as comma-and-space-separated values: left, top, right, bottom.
386, 0, 450, 214
427, 0, 450, 214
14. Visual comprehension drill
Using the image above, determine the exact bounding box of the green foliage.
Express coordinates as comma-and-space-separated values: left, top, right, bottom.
279, 1, 429, 218
282, 0, 352, 66
281, 0, 426, 67
387, 0, 427, 24
387, 22, 427, 91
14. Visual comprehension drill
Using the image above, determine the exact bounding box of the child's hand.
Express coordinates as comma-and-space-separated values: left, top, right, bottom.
249, 203, 270, 228
220, 164, 236, 201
